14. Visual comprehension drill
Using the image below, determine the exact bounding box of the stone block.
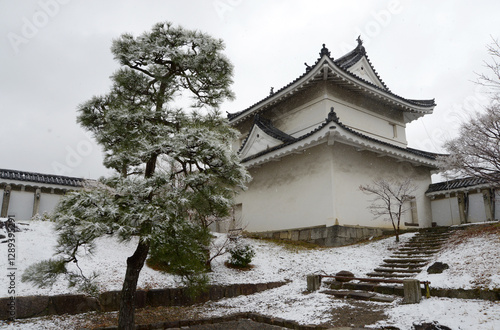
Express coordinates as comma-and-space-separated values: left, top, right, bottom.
290, 230, 299, 241
267, 281, 285, 289
479, 290, 499, 301
310, 227, 326, 240
99, 290, 121, 312
135, 290, 147, 309
48, 294, 100, 315
209, 285, 224, 301
306, 275, 321, 291
298, 229, 310, 241
0, 295, 49, 320
169, 288, 186, 305
223, 284, 238, 298
326, 281, 344, 290
449, 289, 476, 299
240, 284, 256, 295
255, 283, 268, 293
270, 317, 286, 326
146, 288, 171, 307
350, 283, 376, 291
374, 285, 395, 295
403, 279, 421, 304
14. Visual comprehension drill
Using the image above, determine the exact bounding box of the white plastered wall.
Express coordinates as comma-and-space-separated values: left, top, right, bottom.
330, 143, 433, 228
8, 190, 34, 220
236, 143, 335, 232
468, 192, 487, 223
237, 141, 435, 232
495, 191, 500, 220
430, 197, 461, 227
39, 192, 63, 216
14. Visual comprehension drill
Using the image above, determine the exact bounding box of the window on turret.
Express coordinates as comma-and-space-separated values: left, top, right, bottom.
390, 123, 398, 138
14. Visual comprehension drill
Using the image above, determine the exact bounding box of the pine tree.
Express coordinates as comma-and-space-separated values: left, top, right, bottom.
22, 22, 249, 329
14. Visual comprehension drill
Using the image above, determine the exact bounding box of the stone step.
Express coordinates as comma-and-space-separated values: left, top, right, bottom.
379, 263, 426, 269
321, 290, 395, 303
398, 247, 440, 252
389, 254, 434, 259
367, 272, 413, 278
374, 267, 421, 274
393, 250, 437, 256
406, 242, 446, 247
405, 241, 443, 246
384, 258, 429, 264
414, 233, 451, 239
411, 236, 449, 241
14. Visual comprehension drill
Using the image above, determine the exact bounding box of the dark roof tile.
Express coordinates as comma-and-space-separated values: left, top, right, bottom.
0, 168, 84, 187
241, 108, 440, 163
426, 177, 491, 194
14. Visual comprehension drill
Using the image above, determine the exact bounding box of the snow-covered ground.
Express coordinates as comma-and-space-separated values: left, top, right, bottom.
0, 219, 499, 329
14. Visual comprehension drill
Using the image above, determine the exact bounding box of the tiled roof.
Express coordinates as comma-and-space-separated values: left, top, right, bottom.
426, 177, 491, 194
241, 108, 440, 163
325, 109, 439, 160
0, 168, 84, 187
334, 36, 390, 91
254, 115, 296, 143
228, 40, 435, 122
241, 116, 331, 163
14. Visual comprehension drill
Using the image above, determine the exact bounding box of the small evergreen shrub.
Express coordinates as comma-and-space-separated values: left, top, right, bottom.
228, 245, 255, 268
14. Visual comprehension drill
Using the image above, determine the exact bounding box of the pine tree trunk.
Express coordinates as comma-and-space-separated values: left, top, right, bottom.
118, 240, 150, 330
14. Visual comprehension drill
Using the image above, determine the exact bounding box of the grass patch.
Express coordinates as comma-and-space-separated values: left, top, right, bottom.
253, 237, 326, 251
450, 222, 500, 245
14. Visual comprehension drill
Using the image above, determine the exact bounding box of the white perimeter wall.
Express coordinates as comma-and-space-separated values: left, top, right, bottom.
496, 191, 500, 220
7, 190, 34, 220
39, 193, 63, 216
468, 192, 487, 223
430, 190, 499, 226
430, 197, 460, 227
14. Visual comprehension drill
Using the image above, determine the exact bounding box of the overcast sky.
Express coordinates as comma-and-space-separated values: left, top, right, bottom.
1, 0, 498, 179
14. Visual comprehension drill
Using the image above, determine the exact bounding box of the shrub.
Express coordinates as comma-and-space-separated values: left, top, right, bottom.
228, 245, 255, 268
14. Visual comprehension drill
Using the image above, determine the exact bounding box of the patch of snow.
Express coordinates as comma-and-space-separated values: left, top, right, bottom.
374, 297, 500, 330
0, 221, 498, 329
416, 233, 500, 290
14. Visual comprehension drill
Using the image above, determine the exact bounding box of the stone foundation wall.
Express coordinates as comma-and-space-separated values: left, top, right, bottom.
0, 281, 286, 320
249, 224, 392, 246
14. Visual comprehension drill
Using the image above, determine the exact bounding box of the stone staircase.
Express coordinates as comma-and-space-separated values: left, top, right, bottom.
322, 227, 453, 302
366, 227, 452, 279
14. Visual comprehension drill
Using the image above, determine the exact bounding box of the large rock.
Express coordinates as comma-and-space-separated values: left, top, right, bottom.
413, 321, 452, 330
336, 270, 355, 282
427, 262, 449, 274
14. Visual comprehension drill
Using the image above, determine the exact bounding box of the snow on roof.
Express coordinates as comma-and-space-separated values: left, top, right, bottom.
0, 168, 84, 187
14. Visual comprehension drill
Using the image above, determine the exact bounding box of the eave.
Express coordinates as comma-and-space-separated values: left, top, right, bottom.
229, 55, 435, 125
242, 110, 439, 169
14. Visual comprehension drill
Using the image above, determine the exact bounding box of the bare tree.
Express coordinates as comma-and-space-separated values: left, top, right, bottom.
475, 36, 500, 94
360, 178, 417, 242
439, 103, 500, 184
440, 37, 500, 184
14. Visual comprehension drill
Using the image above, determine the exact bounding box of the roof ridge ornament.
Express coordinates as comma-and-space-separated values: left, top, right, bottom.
327, 107, 340, 123
319, 43, 331, 58
356, 36, 366, 55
